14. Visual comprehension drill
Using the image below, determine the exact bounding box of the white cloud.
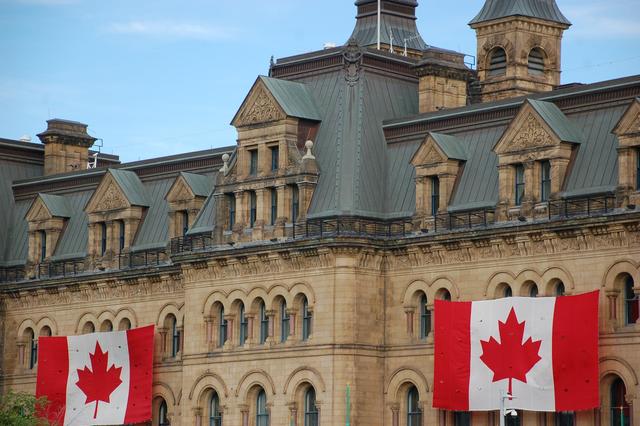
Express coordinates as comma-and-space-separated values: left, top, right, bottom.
106, 20, 237, 41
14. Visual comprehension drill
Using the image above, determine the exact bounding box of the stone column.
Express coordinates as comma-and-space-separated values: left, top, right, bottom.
246, 314, 255, 344
157, 327, 168, 356
390, 403, 400, 426
438, 172, 457, 214
193, 407, 202, 426
606, 290, 620, 331
427, 304, 435, 343
17, 340, 26, 369
177, 325, 184, 355
496, 164, 514, 221
234, 190, 247, 230
634, 287, 640, 326
239, 404, 249, 426
204, 315, 214, 347
287, 402, 298, 426
286, 308, 297, 341
223, 315, 235, 349
405, 307, 415, 336
521, 161, 536, 216
266, 309, 276, 344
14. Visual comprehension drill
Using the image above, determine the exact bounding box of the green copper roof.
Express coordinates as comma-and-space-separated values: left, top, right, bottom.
109, 168, 149, 207
258, 76, 322, 122
38, 193, 71, 218
469, 0, 571, 26
429, 133, 468, 161
527, 99, 582, 143
180, 172, 213, 198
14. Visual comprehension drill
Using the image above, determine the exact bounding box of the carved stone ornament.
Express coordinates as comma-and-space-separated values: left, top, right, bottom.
27, 200, 52, 222
95, 182, 129, 211
505, 113, 555, 153
343, 39, 363, 87
630, 114, 640, 135
235, 86, 285, 126
415, 144, 445, 166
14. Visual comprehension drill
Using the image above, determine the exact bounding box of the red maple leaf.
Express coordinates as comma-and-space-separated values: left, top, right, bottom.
75, 342, 123, 419
480, 308, 542, 397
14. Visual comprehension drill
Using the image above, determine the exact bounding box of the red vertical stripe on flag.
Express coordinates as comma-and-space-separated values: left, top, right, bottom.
552, 291, 599, 410
433, 300, 472, 410
35, 336, 69, 425
124, 325, 155, 424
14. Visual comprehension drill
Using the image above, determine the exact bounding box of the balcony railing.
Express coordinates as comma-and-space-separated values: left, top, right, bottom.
37, 259, 86, 279
0, 266, 26, 283
292, 216, 414, 239
548, 194, 616, 219
433, 208, 495, 232
118, 249, 169, 269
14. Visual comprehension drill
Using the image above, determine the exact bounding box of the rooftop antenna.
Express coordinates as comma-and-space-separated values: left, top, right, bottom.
377, 0, 381, 50
389, 31, 394, 54
88, 137, 103, 169
403, 35, 421, 57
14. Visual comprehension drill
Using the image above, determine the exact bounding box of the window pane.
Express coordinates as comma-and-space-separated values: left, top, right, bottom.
271, 146, 279, 171
515, 164, 525, 206
281, 301, 289, 342
249, 149, 258, 175
529, 285, 539, 297
625, 276, 639, 325
431, 176, 440, 216
540, 161, 551, 202
250, 192, 257, 227
420, 294, 430, 339
270, 189, 277, 226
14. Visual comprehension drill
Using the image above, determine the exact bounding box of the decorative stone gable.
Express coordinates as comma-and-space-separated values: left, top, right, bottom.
26, 199, 52, 223
86, 176, 130, 213
25, 194, 71, 269
233, 84, 286, 128
411, 133, 467, 224
165, 173, 210, 238
613, 98, 640, 206
166, 177, 196, 204
494, 100, 580, 220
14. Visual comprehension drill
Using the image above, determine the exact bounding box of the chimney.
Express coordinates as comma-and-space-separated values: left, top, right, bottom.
415, 48, 474, 113
37, 119, 97, 176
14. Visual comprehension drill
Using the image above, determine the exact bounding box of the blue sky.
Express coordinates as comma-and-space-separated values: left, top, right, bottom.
1, 0, 639, 163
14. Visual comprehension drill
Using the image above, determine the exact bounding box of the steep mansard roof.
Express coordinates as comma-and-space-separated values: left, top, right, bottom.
469, 0, 571, 26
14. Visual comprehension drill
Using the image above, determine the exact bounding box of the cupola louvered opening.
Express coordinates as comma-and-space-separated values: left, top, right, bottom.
528, 48, 545, 75
488, 47, 507, 76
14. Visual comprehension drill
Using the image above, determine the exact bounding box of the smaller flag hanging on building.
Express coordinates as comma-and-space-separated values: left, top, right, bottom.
433, 291, 599, 412
36, 325, 154, 426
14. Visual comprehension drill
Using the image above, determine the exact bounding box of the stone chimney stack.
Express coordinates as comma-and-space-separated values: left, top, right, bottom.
37, 119, 97, 176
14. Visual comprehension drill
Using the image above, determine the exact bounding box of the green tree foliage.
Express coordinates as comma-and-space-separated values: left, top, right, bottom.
0, 391, 49, 426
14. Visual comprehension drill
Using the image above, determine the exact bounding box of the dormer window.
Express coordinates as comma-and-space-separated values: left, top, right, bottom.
227, 194, 236, 230
100, 222, 107, 256
249, 149, 258, 175
430, 177, 440, 216
290, 185, 299, 223
249, 191, 257, 227
540, 160, 551, 202
270, 146, 279, 171
118, 220, 125, 252
270, 188, 277, 225
528, 48, 545, 76
515, 164, 525, 206
181, 211, 189, 236
39, 230, 47, 262
488, 47, 507, 77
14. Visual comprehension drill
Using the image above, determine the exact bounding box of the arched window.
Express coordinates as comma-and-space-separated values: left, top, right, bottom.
504, 285, 513, 298
28, 328, 37, 369
100, 320, 113, 332
528, 48, 545, 75
280, 300, 289, 343
83, 322, 95, 334
40, 326, 52, 337
166, 314, 180, 357
624, 275, 638, 325
611, 377, 630, 426
239, 303, 247, 347
441, 289, 452, 301
454, 411, 471, 426
119, 318, 132, 331
219, 306, 227, 347
118, 220, 126, 252
256, 389, 269, 426
529, 284, 539, 298
554, 411, 575, 426
209, 391, 222, 426
302, 296, 312, 341
304, 387, 318, 426
488, 47, 507, 76
555, 281, 566, 297
419, 293, 430, 339
407, 386, 421, 426
259, 302, 268, 345
159, 399, 169, 426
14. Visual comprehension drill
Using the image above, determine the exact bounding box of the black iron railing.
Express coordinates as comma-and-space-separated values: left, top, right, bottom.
293, 216, 414, 239
548, 194, 616, 219
170, 233, 215, 253
0, 266, 26, 283
38, 259, 86, 279
433, 209, 495, 232
118, 249, 169, 269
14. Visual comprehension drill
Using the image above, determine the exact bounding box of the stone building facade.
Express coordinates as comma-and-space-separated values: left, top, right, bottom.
1, 1, 640, 425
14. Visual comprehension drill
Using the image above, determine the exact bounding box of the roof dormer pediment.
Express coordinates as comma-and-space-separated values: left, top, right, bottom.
494, 99, 581, 155
166, 172, 212, 203
85, 169, 148, 214
613, 98, 640, 138
231, 76, 321, 128
411, 132, 467, 167
26, 193, 71, 222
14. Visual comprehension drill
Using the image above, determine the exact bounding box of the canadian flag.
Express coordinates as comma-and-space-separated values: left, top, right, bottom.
433, 291, 599, 411
36, 325, 154, 426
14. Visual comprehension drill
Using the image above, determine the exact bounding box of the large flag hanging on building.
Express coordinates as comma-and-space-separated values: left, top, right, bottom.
433, 291, 598, 411
36, 325, 154, 426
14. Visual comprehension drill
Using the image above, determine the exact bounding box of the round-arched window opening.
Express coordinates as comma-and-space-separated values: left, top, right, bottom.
407, 385, 422, 426
488, 47, 507, 76
528, 48, 545, 75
